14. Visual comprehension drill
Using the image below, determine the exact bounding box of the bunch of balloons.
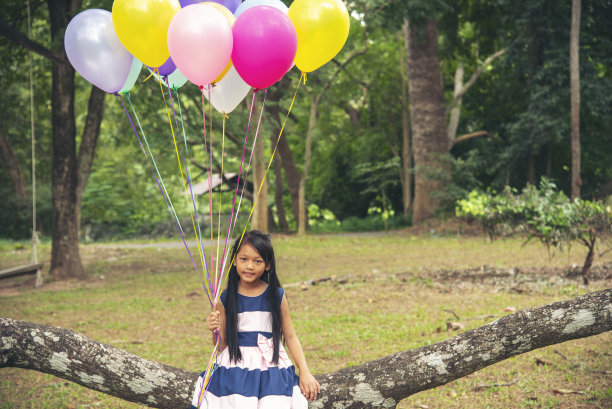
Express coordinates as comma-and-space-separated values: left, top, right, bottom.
64, 0, 350, 113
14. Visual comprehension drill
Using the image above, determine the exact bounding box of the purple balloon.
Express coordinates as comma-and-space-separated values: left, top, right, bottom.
179, 0, 242, 13
148, 57, 177, 76
64, 9, 137, 94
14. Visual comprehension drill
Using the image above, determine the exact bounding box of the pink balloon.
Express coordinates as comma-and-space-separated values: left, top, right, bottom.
167, 4, 233, 86
232, 6, 297, 89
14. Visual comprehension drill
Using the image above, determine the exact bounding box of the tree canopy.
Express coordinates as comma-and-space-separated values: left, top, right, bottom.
1, 0, 611, 240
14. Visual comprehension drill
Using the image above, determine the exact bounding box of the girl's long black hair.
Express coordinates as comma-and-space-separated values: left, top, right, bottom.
224, 230, 283, 364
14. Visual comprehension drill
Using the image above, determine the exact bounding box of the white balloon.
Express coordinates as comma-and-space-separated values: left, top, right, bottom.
204, 66, 252, 114
234, 0, 289, 18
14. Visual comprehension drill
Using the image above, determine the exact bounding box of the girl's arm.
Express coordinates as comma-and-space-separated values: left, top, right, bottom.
280, 295, 320, 401
206, 302, 227, 351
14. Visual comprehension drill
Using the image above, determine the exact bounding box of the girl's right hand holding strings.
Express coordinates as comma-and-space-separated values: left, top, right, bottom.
206, 311, 220, 332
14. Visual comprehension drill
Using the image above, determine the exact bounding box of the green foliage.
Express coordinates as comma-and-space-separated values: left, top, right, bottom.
309, 209, 411, 234
81, 142, 188, 239
3, 0, 612, 240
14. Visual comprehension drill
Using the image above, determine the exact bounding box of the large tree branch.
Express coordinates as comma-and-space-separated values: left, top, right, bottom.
76, 87, 107, 213
454, 49, 507, 103
1, 290, 610, 408
0, 17, 63, 64
318, 30, 369, 104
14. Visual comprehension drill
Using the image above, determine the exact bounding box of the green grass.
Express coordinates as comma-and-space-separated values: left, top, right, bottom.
0, 231, 610, 408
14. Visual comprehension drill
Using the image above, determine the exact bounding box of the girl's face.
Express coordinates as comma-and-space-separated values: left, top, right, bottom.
234, 243, 269, 284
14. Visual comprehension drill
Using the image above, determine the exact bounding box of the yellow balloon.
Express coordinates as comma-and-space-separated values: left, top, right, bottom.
202, 2, 236, 84
288, 0, 350, 73
112, 0, 180, 68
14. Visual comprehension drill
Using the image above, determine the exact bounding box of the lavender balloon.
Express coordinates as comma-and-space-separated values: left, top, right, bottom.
180, 0, 242, 13
64, 9, 140, 94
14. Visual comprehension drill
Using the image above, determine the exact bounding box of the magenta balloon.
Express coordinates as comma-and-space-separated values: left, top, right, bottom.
231, 6, 297, 89
167, 4, 233, 86
64, 9, 138, 94
180, 0, 241, 13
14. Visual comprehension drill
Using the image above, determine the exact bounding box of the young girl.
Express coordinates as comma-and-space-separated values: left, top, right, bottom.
190, 230, 320, 408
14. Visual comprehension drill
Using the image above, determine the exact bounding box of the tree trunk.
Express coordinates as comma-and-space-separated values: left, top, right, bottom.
570, 0, 582, 200
267, 99, 301, 229
581, 236, 595, 285
272, 133, 289, 232
1, 0, 103, 279
298, 98, 318, 236
447, 50, 506, 146
399, 21, 412, 217
48, 0, 86, 280
527, 151, 536, 185
252, 95, 268, 231
0, 126, 28, 199
406, 18, 449, 224
1, 289, 610, 408
75, 86, 106, 232
447, 62, 464, 145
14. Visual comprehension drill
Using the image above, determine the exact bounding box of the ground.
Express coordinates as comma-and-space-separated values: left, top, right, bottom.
0, 227, 610, 408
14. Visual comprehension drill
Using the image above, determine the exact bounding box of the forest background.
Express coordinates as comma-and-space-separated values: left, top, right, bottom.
1, 0, 612, 266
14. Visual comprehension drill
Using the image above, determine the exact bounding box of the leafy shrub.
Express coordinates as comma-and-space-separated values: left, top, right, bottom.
456, 178, 612, 283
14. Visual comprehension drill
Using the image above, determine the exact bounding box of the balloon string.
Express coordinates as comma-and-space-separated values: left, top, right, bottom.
206, 85, 215, 297
228, 73, 305, 277
200, 86, 214, 294
197, 332, 220, 407
123, 93, 211, 303
216, 90, 257, 302
173, 87, 209, 282
218, 89, 267, 287
156, 68, 188, 193
143, 71, 155, 83
118, 94, 211, 304
215, 113, 226, 291
124, 93, 184, 240
184, 153, 213, 308
165, 78, 208, 287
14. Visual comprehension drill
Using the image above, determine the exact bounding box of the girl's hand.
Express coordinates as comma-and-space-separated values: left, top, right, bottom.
299, 372, 321, 402
206, 311, 220, 332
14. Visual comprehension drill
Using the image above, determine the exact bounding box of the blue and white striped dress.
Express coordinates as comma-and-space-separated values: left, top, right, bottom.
191, 287, 308, 409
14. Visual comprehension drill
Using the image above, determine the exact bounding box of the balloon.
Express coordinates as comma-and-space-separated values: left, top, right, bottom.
232, 6, 297, 89
288, 0, 350, 73
180, 0, 241, 13
112, 0, 180, 68
204, 66, 252, 113
119, 58, 144, 94
234, 0, 288, 17
151, 57, 177, 77
203, 2, 237, 84
167, 4, 233, 86
64, 9, 142, 94
149, 67, 189, 90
